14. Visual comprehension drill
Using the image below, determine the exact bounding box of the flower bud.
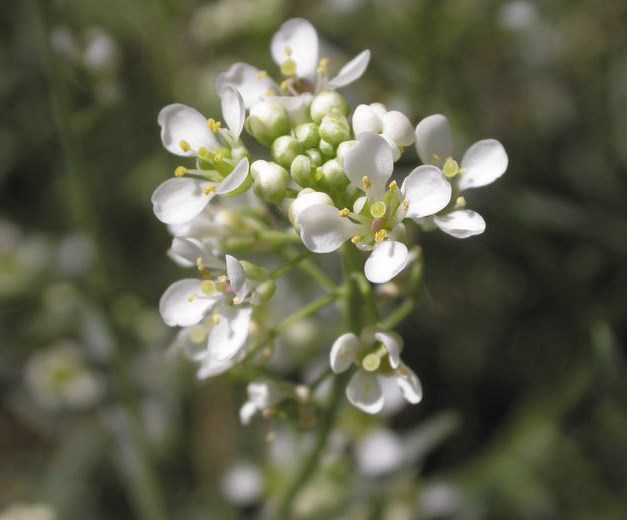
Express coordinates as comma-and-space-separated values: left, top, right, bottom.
250, 160, 289, 204
316, 159, 349, 193
246, 100, 290, 146
272, 135, 302, 169
251, 279, 276, 305
319, 139, 336, 158
305, 148, 323, 167
290, 154, 315, 188
319, 114, 351, 145
238, 260, 270, 281
310, 90, 349, 123
295, 123, 320, 149
289, 188, 334, 228
336, 140, 357, 163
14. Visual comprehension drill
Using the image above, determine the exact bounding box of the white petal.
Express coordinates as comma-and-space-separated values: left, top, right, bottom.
152, 177, 212, 225
329, 333, 360, 373
239, 401, 258, 425
395, 363, 423, 404
168, 237, 224, 269
459, 139, 508, 190
220, 84, 245, 138
288, 189, 334, 228
382, 111, 414, 147
434, 209, 486, 238
346, 371, 384, 414
208, 305, 253, 360
215, 62, 278, 108
352, 104, 383, 137
225, 254, 249, 302
159, 279, 219, 327
364, 241, 409, 284
327, 49, 371, 89
414, 114, 453, 166
343, 133, 394, 199
247, 380, 287, 408
401, 165, 452, 219
158, 104, 219, 156
380, 134, 401, 162
271, 18, 319, 81
197, 355, 237, 380
216, 158, 250, 195
298, 204, 359, 253
374, 331, 403, 369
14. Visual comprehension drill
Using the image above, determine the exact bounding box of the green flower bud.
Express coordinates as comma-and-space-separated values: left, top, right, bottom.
246, 100, 290, 146
290, 154, 315, 188
272, 135, 302, 169
319, 114, 351, 146
316, 159, 349, 193
336, 139, 358, 163
250, 160, 290, 204
310, 90, 349, 123
305, 148, 323, 167
295, 123, 320, 149
251, 279, 276, 305
319, 138, 336, 158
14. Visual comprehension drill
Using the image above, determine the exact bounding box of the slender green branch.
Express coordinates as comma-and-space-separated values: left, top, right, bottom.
280, 247, 339, 293
380, 298, 415, 330
271, 251, 312, 279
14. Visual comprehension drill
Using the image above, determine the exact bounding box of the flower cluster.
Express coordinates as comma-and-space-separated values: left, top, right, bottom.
152, 18, 508, 417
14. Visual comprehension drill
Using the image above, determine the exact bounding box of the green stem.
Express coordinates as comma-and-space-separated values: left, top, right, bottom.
280, 247, 338, 293
271, 251, 312, 279
380, 298, 415, 330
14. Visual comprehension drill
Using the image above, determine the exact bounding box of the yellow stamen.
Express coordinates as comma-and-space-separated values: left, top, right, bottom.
370, 201, 387, 219
196, 257, 206, 272
351, 235, 362, 244
174, 166, 187, 177
232, 297, 241, 305
402, 199, 409, 212
339, 208, 351, 218
388, 180, 398, 192
456, 196, 467, 208
204, 185, 217, 196
213, 152, 223, 163
212, 313, 221, 326
280, 80, 291, 91
443, 157, 460, 178
217, 275, 228, 284
179, 140, 191, 152
207, 118, 222, 133
257, 70, 268, 80
374, 229, 388, 243
362, 176, 372, 190
198, 147, 210, 159
201, 280, 216, 295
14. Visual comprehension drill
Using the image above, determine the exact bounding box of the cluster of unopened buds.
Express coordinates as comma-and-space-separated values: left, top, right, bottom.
153, 19, 508, 417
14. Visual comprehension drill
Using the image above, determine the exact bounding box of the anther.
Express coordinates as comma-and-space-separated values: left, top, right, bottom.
374, 229, 388, 242
388, 180, 398, 192
213, 152, 223, 163
257, 70, 268, 80
351, 235, 362, 244
198, 147, 210, 159
339, 208, 351, 218
362, 176, 372, 190
174, 166, 187, 177
402, 199, 409, 212
207, 118, 222, 133
187, 293, 198, 303
456, 196, 467, 208
212, 313, 221, 326
201, 280, 216, 295
232, 297, 241, 305
280, 80, 291, 91
179, 140, 191, 152
203, 185, 217, 196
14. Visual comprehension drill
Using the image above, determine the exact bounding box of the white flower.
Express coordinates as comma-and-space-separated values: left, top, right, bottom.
159, 248, 261, 362
329, 327, 422, 414
239, 379, 292, 425
298, 133, 451, 283
415, 114, 508, 238
352, 103, 415, 161
215, 18, 370, 107
152, 86, 250, 225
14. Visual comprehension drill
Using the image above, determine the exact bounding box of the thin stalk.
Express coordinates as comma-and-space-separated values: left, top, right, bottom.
271, 250, 312, 279
380, 298, 415, 330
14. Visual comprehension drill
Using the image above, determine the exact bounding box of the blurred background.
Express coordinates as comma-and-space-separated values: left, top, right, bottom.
1, 0, 627, 518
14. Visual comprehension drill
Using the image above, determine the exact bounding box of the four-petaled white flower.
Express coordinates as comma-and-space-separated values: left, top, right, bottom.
159, 240, 258, 361
296, 133, 452, 283
152, 85, 250, 225
330, 327, 422, 414
352, 103, 415, 161
215, 18, 370, 108
414, 114, 509, 238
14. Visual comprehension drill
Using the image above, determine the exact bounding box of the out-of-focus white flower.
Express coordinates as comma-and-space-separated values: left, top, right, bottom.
498, 1, 538, 32
24, 341, 104, 412
352, 103, 415, 160
329, 327, 422, 414
82, 28, 119, 74
0, 503, 56, 520
220, 461, 265, 506
239, 379, 293, 424
415, 114, 508, 238
355, 428, 404, 476
215, 18, 370, 108
152, 86, 250, 225
298, 133, 451, 283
